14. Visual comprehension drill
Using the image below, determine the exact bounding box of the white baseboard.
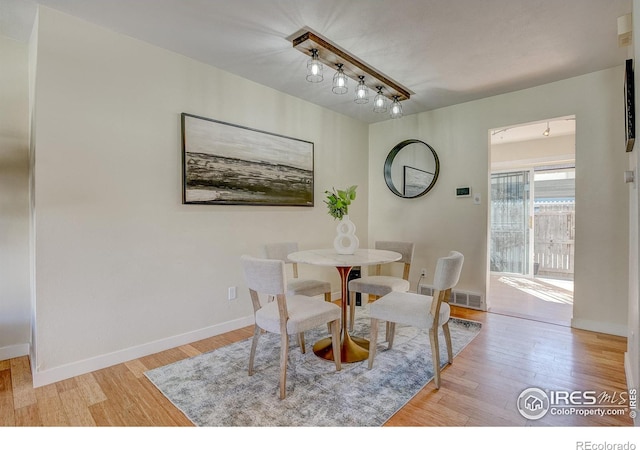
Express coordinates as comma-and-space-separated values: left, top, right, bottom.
571, 318, 628, 337
0, 343, 30, 361
31, 314, 254, 388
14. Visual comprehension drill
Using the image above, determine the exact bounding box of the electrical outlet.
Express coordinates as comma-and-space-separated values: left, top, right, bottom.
420, 268, 428, 277
228, 286, 237, 300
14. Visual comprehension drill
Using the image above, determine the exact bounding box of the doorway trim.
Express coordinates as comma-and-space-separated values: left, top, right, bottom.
487, 116, 576, 324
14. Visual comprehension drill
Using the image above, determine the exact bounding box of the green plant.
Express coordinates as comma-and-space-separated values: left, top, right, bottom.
324, 185, 357, 220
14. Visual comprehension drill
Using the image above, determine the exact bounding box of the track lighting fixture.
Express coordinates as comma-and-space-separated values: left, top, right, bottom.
290, 28, 412, 118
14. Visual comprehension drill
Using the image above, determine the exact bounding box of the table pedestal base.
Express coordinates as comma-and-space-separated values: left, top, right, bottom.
314, 265, 373, 363
313, 333, 370, 363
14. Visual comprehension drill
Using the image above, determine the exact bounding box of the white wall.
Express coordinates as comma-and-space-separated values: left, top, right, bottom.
30, 7, 369, 385
0, 35, 31, 360
369, 68, 629, 336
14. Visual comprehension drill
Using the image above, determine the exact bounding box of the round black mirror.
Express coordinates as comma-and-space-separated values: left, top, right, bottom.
384, 139, 439, 198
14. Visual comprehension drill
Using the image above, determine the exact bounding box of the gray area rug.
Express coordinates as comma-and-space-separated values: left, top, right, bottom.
145, 305, 481, 426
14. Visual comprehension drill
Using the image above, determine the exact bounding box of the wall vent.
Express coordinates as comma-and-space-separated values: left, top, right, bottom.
418, 285, 486, 311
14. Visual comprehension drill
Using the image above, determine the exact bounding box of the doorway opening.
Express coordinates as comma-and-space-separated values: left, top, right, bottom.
488, 116, 576, 326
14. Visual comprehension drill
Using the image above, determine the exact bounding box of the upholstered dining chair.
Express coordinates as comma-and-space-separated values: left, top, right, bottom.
264, 242, 332, 303
348, 241, 415, 331
367, 251, 464, 389
240, 255, 341, 400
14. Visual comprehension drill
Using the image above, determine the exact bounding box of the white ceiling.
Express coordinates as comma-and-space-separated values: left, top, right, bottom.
0, 0, 633, 125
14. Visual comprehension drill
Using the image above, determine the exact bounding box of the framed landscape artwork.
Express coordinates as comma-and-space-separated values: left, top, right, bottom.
181, 113, 314, 206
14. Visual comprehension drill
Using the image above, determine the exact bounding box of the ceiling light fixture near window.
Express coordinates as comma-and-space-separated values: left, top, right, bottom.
332, 63, 348, 94
390, 96, 403, 119
306, 48, 323, 83
354, 76, 369, 104
543, 122, 550, 136
373, 86, 387, 113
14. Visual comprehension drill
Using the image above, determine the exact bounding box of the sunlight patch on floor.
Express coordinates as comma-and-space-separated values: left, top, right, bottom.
498, 276, 574, 305
535, 277, 574, 293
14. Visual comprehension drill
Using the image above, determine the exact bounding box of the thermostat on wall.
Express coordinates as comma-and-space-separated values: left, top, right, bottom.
456, 186, 471, 197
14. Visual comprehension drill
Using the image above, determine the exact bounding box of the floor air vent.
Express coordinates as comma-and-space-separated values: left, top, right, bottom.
419, 285, 486, 311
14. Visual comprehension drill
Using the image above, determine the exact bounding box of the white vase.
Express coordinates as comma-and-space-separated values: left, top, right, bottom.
333, 214, 360, 255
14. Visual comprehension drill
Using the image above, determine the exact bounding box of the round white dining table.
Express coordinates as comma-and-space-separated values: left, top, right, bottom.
287, 248, 401, 363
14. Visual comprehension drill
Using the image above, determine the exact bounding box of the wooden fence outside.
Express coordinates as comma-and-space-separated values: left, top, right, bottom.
533, 203, 575, 279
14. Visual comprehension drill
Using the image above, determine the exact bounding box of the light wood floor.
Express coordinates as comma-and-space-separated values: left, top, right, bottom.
0, 305, 632, 427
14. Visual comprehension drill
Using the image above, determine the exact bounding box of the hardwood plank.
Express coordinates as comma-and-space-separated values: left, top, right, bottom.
10, 356, 35, 410
124, 359, 149, 379
435, 389, 528, 426
116, 375, 185, 426
54, 377, 78, 394
59, 387, 97, 426
91, 364, 154, 426
177, 344, 202, 358
386, 401, 470, 426
88, 401, 123, 426
138, 348, 193, 372
34, 384, 69, 426
13, 403, 41, 426
0, 369, 16, 426
137, 376, 193, 426
189, 327, 253, 353
75, 372, 107, 405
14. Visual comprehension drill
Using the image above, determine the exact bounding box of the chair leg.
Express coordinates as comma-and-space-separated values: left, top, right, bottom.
325, 293, 332, 334
349, 291, 356, 331
387, 322, 396, 349
368, 318, 379, 369
330, 319, 342, 371
298, 332, 306, 354
429, 327, 441, 389
279, 333, 289, 400
248, 326, 261, 376
442, 322, 453, 364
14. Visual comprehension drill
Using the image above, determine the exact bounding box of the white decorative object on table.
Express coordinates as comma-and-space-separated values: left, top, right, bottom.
324, 185, 358, 254
333, 215, 359, 255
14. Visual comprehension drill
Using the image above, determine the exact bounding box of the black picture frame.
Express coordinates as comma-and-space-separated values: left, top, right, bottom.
181, 113, 314, 206
625, 59, 635, 152
403, 165, 435, 197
